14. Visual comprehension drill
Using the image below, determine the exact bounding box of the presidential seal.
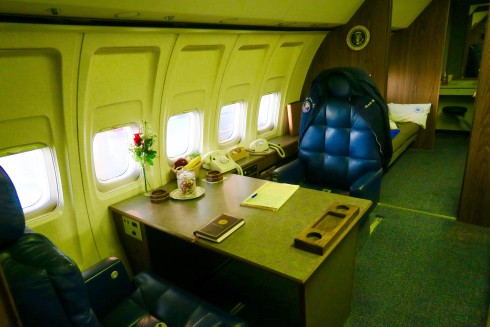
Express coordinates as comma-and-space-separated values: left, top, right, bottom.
346, 25, 370, 51
302, 98, 312, 113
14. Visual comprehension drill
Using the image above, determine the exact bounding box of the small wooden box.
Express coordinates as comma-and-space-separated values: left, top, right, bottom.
294, 202, 360, 255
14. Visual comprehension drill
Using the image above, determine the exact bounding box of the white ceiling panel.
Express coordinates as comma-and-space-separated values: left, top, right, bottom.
0, 0, 430, 29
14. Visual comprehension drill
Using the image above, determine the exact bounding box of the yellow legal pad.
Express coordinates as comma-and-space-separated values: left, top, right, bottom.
240, 181, 300, 211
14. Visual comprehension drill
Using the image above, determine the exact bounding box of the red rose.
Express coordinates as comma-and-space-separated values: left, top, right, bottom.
134, 133, 142, 146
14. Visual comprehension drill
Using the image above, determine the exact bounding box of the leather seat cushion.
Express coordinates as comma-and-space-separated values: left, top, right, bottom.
0, 166, 25, 246
0, 231, 99, 327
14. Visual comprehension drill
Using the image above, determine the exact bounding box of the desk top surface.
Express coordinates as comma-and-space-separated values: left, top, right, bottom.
110, 174, 371, 283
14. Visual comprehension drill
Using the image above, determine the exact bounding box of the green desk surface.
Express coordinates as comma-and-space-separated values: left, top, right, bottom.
110, 174, 371, 284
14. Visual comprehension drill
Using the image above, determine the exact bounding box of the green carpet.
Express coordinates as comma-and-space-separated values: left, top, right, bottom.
380, 132, 469, 217
346, 206, 490, 326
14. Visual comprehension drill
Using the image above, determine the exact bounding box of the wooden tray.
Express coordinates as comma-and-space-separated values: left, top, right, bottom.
294, 202, 359, 255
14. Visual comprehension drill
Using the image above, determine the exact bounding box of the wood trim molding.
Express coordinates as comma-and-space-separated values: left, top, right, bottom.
458, 15, 490, 227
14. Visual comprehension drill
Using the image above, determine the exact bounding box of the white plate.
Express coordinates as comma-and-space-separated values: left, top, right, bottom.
170, 186, 205, 200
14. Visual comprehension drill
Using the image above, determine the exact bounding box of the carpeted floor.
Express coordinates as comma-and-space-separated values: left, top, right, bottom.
346, 132, 490, 326
346, 206, 490, 327
380, 132, 469, 217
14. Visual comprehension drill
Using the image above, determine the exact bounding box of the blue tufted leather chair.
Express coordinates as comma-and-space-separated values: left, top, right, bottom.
0, 166, 248, 327
272, 68, 391, 219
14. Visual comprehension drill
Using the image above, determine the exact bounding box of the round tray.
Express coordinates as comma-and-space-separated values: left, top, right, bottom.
170, 186, 205, 200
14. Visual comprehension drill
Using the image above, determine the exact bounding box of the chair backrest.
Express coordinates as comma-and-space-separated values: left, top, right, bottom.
298, 69, 388, 190
0, 166, 99, 327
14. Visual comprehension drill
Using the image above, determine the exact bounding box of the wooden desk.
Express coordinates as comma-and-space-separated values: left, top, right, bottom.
110, 174, 371, 327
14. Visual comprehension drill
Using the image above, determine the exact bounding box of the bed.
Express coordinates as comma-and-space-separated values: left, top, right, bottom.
389, 122, 420, 166
387, 102, 430, 166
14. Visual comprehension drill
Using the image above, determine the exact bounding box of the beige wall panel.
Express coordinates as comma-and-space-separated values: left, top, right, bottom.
78, 31, 176, 267
281, 33, 326, 134
161, 33, 237, 156
217, 34, 281, 147
257, 34, 323, 139
0, 26, 99, 269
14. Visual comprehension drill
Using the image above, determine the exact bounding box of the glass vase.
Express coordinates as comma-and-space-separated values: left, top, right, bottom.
141, 164, 152, 196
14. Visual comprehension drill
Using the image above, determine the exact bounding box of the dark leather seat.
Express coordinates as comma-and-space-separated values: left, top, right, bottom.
0, 166, 248, 327
272, 67, 392, 219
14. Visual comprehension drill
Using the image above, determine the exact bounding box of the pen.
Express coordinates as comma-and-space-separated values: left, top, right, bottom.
251, 193, 258, 198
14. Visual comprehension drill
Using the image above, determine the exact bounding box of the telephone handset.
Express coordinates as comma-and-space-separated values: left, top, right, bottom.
249, 139, 269, 152
228, 146, 248, 161
202, 150, 243, 175
248, 139, 286, 158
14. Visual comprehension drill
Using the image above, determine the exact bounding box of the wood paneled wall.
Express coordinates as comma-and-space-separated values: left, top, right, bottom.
386, 0, 450, 149
458, 17, 490, 227
301, 0, 392, 99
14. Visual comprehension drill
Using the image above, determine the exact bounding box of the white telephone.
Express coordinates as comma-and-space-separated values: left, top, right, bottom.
248, 139, 285, 158
249, 139, 270, 152
202, 150, 243, 175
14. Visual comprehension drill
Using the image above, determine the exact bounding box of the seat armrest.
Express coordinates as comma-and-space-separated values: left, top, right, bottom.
271, 159, 305, 185
82, 257, 134, 317
350, 168, 382, 214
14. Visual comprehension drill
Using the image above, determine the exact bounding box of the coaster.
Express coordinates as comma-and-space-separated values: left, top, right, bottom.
206, 171, 224, 182
150, 190, 169, 203
170, 187, 205, 200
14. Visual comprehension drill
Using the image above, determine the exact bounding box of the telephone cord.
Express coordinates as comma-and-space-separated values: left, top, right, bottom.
226, 153, 243, 175
269, 142, 285, 158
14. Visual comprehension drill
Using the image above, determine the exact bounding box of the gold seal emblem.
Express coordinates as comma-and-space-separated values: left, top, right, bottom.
346, 25, 370, 51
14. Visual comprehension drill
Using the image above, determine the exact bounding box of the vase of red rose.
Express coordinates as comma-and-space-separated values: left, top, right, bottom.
130, 121, 157, 196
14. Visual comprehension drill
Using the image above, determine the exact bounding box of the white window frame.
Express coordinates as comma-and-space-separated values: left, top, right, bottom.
92, 125, 140, 193
166, 111, 201, 162
218, 101, 245, 148
0, 144, 59, 220
257, 92, 280, 135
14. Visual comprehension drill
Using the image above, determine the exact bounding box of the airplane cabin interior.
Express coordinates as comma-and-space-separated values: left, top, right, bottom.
0, 0, 489, 326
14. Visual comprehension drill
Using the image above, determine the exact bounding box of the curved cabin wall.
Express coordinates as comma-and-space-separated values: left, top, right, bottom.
0, 27, 99, 268
0, 23, 325, 269
78, 31, 176, 262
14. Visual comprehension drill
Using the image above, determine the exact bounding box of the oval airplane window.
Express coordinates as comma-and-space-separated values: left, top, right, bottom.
0, 147, 58, 219
258, 92, 280, 134
93, 126, 140, 192
93, 126, 134, 182
167, 111, 201, 159
219, 102, 244, 145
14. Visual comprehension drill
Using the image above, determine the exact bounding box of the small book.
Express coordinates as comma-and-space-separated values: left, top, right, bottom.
194, 214, 245, 243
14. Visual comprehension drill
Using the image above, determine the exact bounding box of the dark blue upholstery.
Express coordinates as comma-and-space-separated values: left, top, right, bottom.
272, 68, 389, 217
0, 166, 248, 327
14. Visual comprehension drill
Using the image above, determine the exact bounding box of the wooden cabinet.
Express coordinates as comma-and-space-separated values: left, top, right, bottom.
437, 81, 477, 131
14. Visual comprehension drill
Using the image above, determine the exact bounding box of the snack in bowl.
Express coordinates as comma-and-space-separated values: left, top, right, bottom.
177, 170, 196, 196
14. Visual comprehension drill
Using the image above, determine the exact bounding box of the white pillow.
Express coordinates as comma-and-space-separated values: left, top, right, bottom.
389, 120, 398, 130
388, 103, 431, 129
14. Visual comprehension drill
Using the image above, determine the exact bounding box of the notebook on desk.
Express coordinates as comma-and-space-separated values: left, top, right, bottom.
240, 181, 299, 211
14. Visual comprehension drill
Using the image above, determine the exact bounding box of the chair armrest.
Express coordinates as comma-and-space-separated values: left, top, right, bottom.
271, 159, 305, 185
82, 257, 134, 317
350, 168, 382, 207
